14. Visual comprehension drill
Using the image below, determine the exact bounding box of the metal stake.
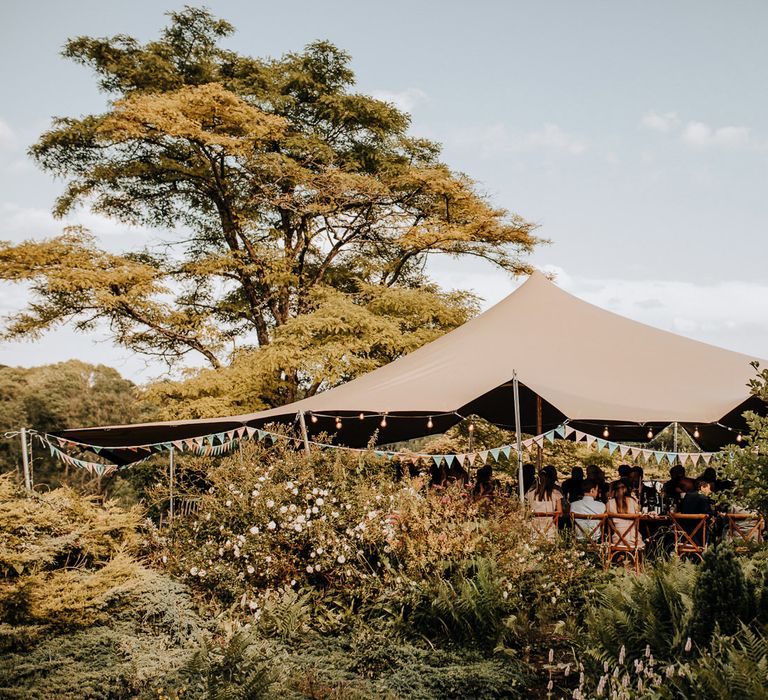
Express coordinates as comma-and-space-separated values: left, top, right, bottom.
298, 411, 311, 456
169, 447, 175, 524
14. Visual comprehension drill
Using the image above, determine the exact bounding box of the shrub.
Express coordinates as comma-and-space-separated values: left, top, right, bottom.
688, 542, 752, 645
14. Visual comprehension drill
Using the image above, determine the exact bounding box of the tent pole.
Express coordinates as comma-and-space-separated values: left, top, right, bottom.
298, 411, 311, 456
513, 373, 525, 501
536, 395, 543, 469
20, 427, 31, 494
169, 447, 175, 525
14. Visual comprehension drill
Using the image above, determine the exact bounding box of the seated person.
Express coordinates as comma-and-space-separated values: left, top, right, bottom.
629, 466, 645, 502
617, 464, 632, 489
561, 466, 584, 504
473, 464, 494, 496
522, 463, 536, 495
570, 478, 606, 540
606, 482, 644, 549
586, 464, 610, 503
677, 477, 713, 547
726, 489, 761, 542
542, 464, 564, 497
663, 465, 687, 509
526, 469, 563, 540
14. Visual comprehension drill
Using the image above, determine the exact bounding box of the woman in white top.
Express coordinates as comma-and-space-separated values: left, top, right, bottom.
526, 469, 563, 540
606, 482, 644, 549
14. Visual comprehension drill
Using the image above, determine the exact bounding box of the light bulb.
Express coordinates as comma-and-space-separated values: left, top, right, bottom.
335, 417, 342, 430
380, 415, 387, 428
647, 428, 653, 440
736, 432, 743, 443
602, 427, 609, 438
693, 427, 700, 439
359, 412, 365, 420
427, 416, 433, 429
310, 413, 318, 424
468, 422, 475, 433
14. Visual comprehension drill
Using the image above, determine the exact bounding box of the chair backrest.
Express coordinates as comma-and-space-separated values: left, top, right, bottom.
726, 513, 763, 547
530, 510, 561, 538
570, 512, 606, 542
604, 512, 642, 551
670, 513, 708, 558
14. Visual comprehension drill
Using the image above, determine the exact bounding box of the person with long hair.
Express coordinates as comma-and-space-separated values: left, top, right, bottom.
526, 469, 563, 539
606, 481, 644, 549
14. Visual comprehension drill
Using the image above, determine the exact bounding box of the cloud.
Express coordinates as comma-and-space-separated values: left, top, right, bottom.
0, 119, 16, 151
370, 88, 428, 114
641, 111, 680, 133
681, 121, 750, 149
451, 122, 588, 158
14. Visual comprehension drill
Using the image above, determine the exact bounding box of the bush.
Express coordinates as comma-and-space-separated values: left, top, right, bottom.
688, 542, 752, 645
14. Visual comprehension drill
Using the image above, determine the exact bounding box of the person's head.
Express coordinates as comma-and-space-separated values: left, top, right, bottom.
570, 466, 584, 480
534, 468, 556, 500
612, 481, 631, 513
700, 467, 717, 483
476, 464, 492, 483
586, 464, 604, 482
581, 478, 598, 499
618, 464, 631, 478
543, 464, 558, 483
696, 478, 712, 495
522, 463, 536, 489
670, 465, 685, 480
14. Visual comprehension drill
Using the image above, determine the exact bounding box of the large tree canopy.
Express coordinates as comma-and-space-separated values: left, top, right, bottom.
0, 7, 541, 413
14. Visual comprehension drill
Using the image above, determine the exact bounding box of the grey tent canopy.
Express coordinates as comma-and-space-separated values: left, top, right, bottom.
56, 271, 767, 462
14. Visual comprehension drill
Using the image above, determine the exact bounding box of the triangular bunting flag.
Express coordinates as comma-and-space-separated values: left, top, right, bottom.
584, 435, 596, 448
522, 438, 534, 449
432, 455, 443, 466
690, 453, 700, 467
564, 425, 575, 438
237, 427, 247, 438
555, 425, 567, 438
489, 447, 501, 462
257, 430, 267, 442
478, 450, 489, 464
666, 453, 676, 465
501, 446, 512, 460
245, 426, 257, 438
702, 453, 713, 465
596, 438, 607, 451
467, 453, 477, 466
172, 440, 185, 451
544, 430, 556, 444
445, 455, 455, 467
607, 442, 619, 456
619, 444, 631, 458
574, 430, 586, 442
533, 436, 545, 447
93, 446, 102, 454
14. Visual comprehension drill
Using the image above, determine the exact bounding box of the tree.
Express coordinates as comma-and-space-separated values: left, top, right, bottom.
0, 8, 541, 409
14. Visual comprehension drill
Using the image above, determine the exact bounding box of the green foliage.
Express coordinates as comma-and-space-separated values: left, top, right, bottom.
0, 360, 152, 485
0, 475, 204, 700
586, 557, 696, 665
688, 542, 752, 645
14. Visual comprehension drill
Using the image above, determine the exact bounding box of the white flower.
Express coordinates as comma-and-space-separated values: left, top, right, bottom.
267, 521, 277, 530
218, 548, 224, 556
225, 500, 232, 507
292, 488, 299, 495
286, 481, 294, 489
249, 600, 258, 610
198, 569, 206, 577
161, 555, 167, 564
265, 555, 272, 562
280, 506, 288, 514
306, 565, 314, 573
249, 525, 259, 534
266, 499, 275, 508
684, 637, 692, 652
252, 489, 259, 497
312, 488, 319, 495
290, 579, 296, 586
190, 567, 199, 576
247, 565, 255, 574
258, 476, 265, 482
205, 512, 211, 521
316, 547, 324, 554
312, 506, 319, 514
294, 524, 303, 532
337, 555, 346, 564
316, 497, 324, 506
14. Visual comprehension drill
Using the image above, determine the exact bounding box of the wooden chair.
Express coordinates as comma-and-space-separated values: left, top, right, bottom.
604, 512, 644, 573
670, 513, 709, 561
570, 512, 606, 562
530, 510, 562, 540
725, 513, 764, 552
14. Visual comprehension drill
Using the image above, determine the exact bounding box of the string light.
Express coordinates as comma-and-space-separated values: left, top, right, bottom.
602, 427, 609, 438
736, 432, 743, 443
335, 416, 342, 430
468, 421, 475, 433
359, 412, 365, 420
647, 428, 653, 440
427, 416, 433, 430
693, 426, 700, 439
380, 414, 387, 428
310, 413, 318, 424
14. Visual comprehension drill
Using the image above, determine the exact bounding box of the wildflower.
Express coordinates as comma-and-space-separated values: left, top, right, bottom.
248, 601, 258, 610
316, 497, 324, 506
198, 569, 206, 577
337, 555, 346, 563
190, 566, 199, 576
548, 648, 554, 664
618, 645, 626, 665
645, 645, 651, 658
247, 565, 255, 574
547, 680, 553, 691
162, 555, 167, 564
225, 500, 232, 507
280, 505, 288, 514
266, 499, 274, 508
249, 525, 259, 534
290, 579, 296, 586
267, 521, 277, 530
292, 488, 299, 495
684, 637, 692, 652
306, 565, 314, 573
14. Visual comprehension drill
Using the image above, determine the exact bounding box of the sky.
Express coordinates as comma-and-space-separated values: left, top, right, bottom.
1, 0, 767, 383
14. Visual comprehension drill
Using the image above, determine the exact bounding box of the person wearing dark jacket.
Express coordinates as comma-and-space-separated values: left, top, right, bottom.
677, 478, 713, 546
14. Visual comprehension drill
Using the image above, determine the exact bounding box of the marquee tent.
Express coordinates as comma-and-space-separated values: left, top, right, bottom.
56, 271, 767, 461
